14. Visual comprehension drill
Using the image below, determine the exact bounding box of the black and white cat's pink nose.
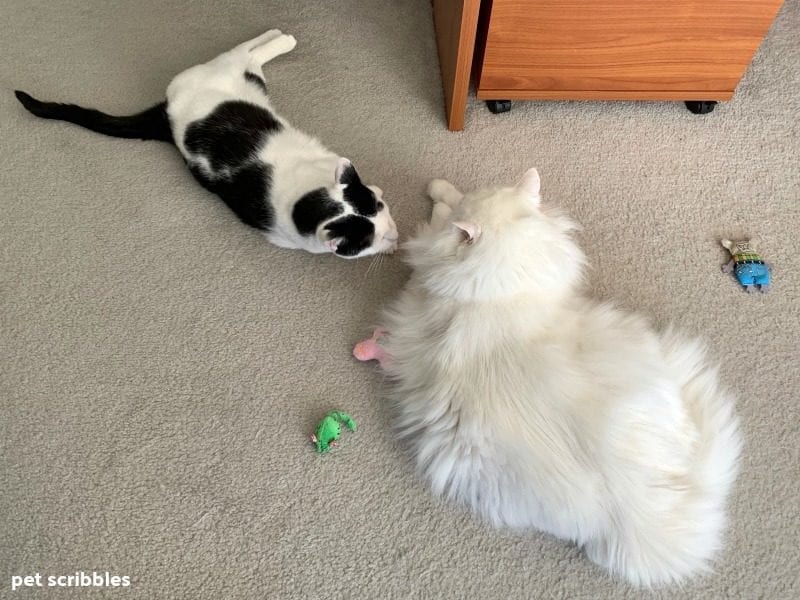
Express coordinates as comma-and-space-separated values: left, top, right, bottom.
383, 234, 399, 254
383, 217, 399, 253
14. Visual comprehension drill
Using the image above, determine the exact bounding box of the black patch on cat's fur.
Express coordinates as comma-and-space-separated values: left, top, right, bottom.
182, 101, 281, 230
184, 101, 281, 172
325, 215, 375, 257
189, 163, 274, 231
292, 188, 344, 235
244, 72, 267, 93
15, 90, 173, 143
338, 164, 378, 216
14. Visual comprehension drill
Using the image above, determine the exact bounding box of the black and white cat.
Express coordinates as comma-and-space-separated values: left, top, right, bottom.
15, 29, 398, 258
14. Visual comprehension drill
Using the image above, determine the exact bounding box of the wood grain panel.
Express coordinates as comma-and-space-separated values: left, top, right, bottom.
476, 89, 735, 101
479, 0, 784, 94
432, 0, 482, 130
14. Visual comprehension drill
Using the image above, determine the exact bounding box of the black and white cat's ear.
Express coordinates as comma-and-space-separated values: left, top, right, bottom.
515, 167, 541, 204
452, 221, 481, 245
335, 157, 362, 187
335, 157, 351, 182
325, 237, 344, 253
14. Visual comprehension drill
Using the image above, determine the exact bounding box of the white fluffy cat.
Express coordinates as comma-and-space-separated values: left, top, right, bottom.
363, 169, 742, 587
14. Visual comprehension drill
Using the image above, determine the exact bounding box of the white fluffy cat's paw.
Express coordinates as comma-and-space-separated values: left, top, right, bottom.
427, 179, 451, 202
430, 202, 453, 229
427, 179, 462, 207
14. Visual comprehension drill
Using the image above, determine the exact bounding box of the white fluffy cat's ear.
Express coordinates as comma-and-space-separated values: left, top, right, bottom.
452, 221, 481, 245
515, 168, 541, 202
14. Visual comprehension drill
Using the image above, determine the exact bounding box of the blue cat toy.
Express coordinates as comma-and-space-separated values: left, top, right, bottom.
721, 239, 771, 293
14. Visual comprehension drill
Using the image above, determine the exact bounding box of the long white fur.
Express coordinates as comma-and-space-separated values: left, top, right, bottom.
166, 30, 397, 255
379, 170, 742, 587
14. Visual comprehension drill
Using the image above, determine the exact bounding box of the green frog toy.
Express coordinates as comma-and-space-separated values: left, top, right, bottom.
310, 411, 357, 453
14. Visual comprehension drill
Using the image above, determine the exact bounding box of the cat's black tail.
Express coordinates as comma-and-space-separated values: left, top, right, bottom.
14, 90, 173, 143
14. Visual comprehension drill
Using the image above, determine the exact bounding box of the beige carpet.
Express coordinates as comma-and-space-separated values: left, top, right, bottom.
2, 1, 799, 598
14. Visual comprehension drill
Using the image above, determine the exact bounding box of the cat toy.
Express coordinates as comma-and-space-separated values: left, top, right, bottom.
353, 329, 390, 367
721, 238, 771, 293
310, 411, 357, 453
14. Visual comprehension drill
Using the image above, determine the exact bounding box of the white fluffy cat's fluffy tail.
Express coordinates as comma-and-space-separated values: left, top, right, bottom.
587, 329, 742, 587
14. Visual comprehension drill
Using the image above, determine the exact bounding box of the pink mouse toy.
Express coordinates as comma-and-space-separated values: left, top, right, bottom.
353, 328, 390, 367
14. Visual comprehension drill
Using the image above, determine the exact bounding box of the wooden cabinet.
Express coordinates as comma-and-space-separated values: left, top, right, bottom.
433, 0, 785, 130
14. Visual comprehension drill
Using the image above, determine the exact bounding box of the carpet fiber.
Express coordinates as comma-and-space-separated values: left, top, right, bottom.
2, 1, 798, 598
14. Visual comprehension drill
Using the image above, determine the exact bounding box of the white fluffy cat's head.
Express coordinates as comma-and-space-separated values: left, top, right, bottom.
405, 168, 585, 301
319, 158, 398, 258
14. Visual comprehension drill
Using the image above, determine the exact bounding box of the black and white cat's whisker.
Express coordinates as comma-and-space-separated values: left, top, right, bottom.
365, 254, 382, 277
372, 254, 387, 276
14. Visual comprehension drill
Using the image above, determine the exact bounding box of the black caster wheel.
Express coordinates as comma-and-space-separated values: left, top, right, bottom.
685, 101, 717, 115
486, 100, 512, 114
